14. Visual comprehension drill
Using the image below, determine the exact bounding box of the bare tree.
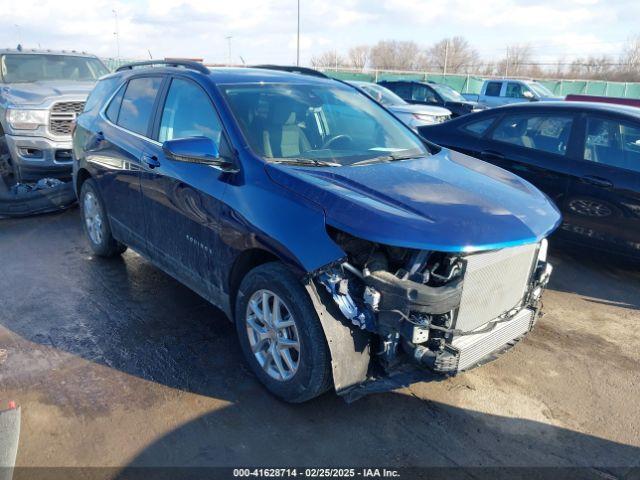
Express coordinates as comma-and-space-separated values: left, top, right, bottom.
310, 50, 346, 70
348, 45, 370, 71
370, 40, 420, 70
498, 44, 533, 77
619, 35, 640, 81
427, 37, 480, 74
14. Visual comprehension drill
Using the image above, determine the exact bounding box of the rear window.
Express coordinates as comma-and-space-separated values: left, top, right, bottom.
485, 82, 502, 97
116, 77, 163, 136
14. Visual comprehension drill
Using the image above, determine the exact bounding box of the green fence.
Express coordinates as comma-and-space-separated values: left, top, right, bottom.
325, 69, 640, 99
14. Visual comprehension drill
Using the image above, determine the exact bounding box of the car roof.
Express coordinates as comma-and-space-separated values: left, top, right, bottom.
489, 100, 640, 119
0, 48, 98, 58
108, 66, 341, 87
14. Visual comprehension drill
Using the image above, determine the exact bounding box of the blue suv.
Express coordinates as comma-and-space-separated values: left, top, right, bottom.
73, 61, 560, 402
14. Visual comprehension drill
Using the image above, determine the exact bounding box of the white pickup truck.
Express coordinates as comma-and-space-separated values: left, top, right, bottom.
463, 79, 563, 108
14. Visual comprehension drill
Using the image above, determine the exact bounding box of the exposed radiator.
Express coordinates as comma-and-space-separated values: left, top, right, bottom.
453, 307, 534, 371
455, 243, 538, 332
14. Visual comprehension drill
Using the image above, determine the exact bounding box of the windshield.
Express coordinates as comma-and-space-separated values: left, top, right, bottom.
0, 54, 109, 83
526, 81, 555, 98
358, 84, 407, 106
221, 83, 428, 166
431, 84, 466, 102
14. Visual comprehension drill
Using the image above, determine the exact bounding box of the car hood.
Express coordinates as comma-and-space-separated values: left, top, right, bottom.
1, 81, 95, 106
266, 149, 561, 253
389, 104, 451, 116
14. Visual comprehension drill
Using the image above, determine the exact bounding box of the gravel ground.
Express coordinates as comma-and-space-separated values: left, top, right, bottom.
1, 207, 639, 477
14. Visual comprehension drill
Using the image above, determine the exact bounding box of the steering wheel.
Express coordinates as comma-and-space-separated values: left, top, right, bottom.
322, 134, 353, 150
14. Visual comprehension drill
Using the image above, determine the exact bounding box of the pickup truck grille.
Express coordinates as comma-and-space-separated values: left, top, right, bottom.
454, 243, 539, 332
49, 101, 85, 136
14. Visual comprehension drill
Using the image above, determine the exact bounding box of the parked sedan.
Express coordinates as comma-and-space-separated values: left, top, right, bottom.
378, 80, 486, 117
420, 101, 640, 259
347, 81, 451, 130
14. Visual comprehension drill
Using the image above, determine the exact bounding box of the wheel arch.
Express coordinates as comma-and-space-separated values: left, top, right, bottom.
227, 248, 280, 321
75, 167, 92, 196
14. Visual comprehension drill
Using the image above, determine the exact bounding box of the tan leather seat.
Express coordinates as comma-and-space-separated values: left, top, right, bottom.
262, 111, 311, 158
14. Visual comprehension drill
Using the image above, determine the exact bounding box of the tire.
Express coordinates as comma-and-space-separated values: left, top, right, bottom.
0, 175, 76, 218
235, 262, 333, 403
79, 178, 127, 257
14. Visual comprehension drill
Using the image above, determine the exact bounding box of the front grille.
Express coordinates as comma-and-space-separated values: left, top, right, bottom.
455, 243, 538, 332
452, 307, 534, 371
49, 101, 85, 136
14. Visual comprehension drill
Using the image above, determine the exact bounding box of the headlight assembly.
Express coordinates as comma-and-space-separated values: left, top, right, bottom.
6, 108, 49, 130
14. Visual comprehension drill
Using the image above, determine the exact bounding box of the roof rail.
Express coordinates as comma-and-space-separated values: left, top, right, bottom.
115, 60, 209, 75
252, 65, 329, 79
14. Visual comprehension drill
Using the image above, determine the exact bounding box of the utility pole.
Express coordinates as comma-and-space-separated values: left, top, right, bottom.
112, 10, 120, 61
443, 39, 449, 76
225, 35, 233, 66
296, 0, 300, 66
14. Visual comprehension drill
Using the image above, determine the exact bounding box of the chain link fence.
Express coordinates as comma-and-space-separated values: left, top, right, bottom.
322, 68, 640, 99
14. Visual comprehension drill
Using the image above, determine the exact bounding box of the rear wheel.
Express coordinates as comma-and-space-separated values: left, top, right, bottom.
235, 262, 332, 403
79, 179, 127, 257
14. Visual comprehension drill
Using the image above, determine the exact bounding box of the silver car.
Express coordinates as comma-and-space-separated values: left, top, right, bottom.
349, 81, 452, 130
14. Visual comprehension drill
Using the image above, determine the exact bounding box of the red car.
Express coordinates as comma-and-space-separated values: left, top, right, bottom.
566, 94, 640, 108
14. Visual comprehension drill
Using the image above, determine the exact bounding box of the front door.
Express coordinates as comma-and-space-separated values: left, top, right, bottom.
140, 76, 231, 303
562, 114, 640, 256
90, 75, 164, 252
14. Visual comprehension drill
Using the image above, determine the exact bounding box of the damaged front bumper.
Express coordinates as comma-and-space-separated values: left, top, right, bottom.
313, 232, 553, 396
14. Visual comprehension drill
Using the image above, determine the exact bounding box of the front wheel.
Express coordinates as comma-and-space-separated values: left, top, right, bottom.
235, 262, 332, 403
79, 178, 127, 257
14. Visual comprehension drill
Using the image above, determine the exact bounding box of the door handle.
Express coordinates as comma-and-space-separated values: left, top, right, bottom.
142, 153, 160, 169
480, 150, 505, 160
580, 175, 613, 189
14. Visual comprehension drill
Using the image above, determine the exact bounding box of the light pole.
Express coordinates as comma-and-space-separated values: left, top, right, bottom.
225, 35, 233, 66
296, 0, 300, 66
14, 24, 22, 47
112, 9, 120, 61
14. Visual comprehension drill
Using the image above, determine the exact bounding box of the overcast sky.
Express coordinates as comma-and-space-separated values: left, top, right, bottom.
1, 0, 638, 66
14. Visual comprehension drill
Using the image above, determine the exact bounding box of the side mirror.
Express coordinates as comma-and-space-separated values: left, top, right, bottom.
162, 137, 236, 171
522, 90, 535, 100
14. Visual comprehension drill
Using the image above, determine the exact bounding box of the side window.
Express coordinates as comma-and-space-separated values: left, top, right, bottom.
390, 83, 411, 99
411, 84, 428, 101
461, 117, 496, 137
117, 76, 163, 136
505, 82, 524, 98
105, 84, 125, 122
485, 82, 502, 97
491, 114, 573, 156
584, 117, 640, 172
413, 85, 438, 103
158, 78, 223, 146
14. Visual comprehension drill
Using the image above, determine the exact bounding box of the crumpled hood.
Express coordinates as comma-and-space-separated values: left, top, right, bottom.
266, 149, 561, 253
389, 104, 451, 116
1, 81, 94, 105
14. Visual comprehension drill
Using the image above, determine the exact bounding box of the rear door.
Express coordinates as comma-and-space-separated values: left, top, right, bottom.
139, 75, 232, 301
562, 114, 640, 256
479, 110, 577, 207
90, 75, 164, 252
481, 81, 505, 108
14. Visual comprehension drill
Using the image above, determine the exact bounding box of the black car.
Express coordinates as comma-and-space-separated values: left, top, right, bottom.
378, 80, 486, 117
420, 101, 640, 259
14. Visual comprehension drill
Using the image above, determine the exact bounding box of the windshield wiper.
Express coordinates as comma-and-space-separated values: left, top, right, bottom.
270, 158, 341, 167
351, 154, 424, 166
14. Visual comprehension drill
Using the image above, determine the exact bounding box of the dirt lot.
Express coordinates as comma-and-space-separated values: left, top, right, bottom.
1, 207, 639, 476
